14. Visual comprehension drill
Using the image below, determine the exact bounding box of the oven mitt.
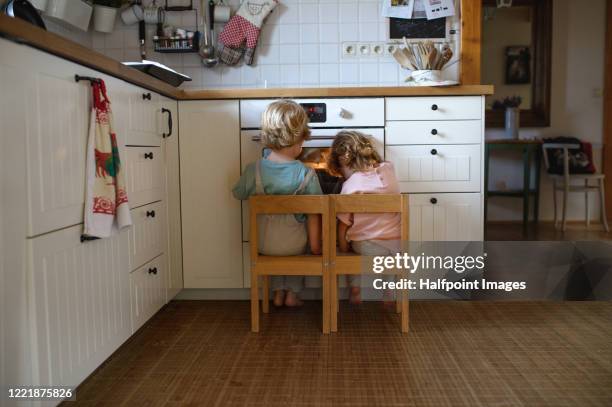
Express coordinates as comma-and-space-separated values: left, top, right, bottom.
218, 0, 278, 65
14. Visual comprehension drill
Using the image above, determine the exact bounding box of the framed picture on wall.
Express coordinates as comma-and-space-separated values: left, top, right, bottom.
505, 46, 531, 84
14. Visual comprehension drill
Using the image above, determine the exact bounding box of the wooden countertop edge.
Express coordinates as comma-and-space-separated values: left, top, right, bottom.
179, 85, 494, 99
1, 15, 494, 100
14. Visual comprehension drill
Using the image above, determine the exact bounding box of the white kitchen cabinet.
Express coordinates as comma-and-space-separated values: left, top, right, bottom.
161, 98, 183, 300
409, 193, 483, 241
386, 144, 481, 193
130, 254, 167, 332
386, 96, 482, 121
179, 100, 243, 288
128, 201, 165, 271
126, 85, 162, 146
124, 146, 164, 208
28, 224, 131, 388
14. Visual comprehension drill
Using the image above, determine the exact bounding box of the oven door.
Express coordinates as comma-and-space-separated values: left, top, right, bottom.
240, 128, 384, 172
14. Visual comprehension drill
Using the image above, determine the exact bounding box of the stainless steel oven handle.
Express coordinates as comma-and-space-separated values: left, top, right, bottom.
250, 135, 337, 142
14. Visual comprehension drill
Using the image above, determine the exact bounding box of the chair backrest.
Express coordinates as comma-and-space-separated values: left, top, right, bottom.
542, 143, 581, 179
329, 194, 409, 260
248, 195, 329, 264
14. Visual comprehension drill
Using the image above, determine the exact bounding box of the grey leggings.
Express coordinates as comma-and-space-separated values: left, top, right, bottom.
271, 276, 303, 293
348, 240, 401, 287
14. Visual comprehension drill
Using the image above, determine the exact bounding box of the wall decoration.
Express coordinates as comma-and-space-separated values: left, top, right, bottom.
505, 46, 531, 84
389, 17, 447, 40
381, 0, 414, 19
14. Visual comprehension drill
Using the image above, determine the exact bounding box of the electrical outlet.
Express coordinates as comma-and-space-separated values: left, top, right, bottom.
342, 43, 357, 57
371, 43, 385, 56
358, 44, 371, 57
385, 43, 399, 55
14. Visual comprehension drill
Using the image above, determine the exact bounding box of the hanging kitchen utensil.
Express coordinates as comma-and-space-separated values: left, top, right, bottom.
199, 0, 218, 67
2, 0, 46, 29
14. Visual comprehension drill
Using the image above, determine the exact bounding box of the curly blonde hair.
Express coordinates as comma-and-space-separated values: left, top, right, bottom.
327, 131, 382, 177
260, 100, 311, 149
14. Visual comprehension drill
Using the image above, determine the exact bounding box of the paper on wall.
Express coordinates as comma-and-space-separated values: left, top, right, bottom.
381, 0, 414, 19
422, 0, 455, 20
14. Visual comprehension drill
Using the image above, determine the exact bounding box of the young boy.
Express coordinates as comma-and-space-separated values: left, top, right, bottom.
233, 100, 322, 307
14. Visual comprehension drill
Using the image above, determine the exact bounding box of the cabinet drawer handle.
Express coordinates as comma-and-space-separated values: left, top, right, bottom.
431, 129, 438, 135
146, 210, 156, 218
148, 267, 158, 275
430, 149, 438, 155
144, 152, 154, 159
431, 104, 438, 111
142, 92, 152, 100
162, 108, 173, 138
430, 197, 438, 204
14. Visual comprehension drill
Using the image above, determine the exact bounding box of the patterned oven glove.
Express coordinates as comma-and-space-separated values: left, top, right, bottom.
218, 0, 278, 65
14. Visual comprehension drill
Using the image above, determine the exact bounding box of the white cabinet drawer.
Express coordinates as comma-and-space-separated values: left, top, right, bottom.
130, 254, 166, 332
386, 96, 482, 121
128, 201, 165, 271
386, 144, 481, 193
409, 193, 483, 241
386, 120, 482, 145
29, 224, 131, 387
125, 146, 163, 208
126, 87, 161, 146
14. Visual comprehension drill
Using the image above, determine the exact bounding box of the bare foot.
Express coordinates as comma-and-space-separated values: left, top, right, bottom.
284, 290, 303, 307
273, 290, 285, 307
349, 286, 362, 305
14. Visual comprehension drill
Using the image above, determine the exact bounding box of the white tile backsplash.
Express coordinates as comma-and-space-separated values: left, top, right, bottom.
82, 0, 460, 89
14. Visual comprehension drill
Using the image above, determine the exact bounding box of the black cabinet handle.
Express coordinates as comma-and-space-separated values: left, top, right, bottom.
148, 267, 158, 275
431, 104, 438, 111
431, 129, 438, 135
162, 108, 173, 138
430, 197, 438, 204
144, 152, 154, 159
430, 149, 438, 155
146, 210, 156, 218
142, 92, 152, 100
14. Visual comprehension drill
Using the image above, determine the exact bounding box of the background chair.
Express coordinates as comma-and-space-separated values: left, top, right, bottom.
329, 194, 410, 333
249, 195, 330, 333
542, 143, 609, 232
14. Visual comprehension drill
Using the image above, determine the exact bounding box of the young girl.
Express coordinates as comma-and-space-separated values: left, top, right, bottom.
233, 100, 323, 307
327, 131, 401, 304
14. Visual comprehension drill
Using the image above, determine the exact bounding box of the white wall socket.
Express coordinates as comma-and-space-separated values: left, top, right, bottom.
342, 43, 357, 57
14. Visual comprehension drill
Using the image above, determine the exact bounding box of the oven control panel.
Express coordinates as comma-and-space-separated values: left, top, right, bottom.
300, 103, 326, 123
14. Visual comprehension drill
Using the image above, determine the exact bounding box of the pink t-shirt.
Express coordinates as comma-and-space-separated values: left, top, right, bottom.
337, 162, 401, 242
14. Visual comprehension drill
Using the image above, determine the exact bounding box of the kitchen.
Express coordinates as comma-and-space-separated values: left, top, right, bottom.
1, 0, 611, 406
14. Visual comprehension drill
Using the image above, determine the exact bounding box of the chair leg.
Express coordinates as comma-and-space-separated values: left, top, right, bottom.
552, 181, 558, 227
262, 275, 270, 314
585, 180, 590, 229
401, 289, 409, 333
599, 179, 610, 232
562, 184, 569, 231
251, 272, 259, 333
331, 274, 338, 332
322, 270, 330, 334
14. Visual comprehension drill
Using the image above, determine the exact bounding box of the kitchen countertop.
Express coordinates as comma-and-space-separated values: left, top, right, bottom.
0, 15, 494, 100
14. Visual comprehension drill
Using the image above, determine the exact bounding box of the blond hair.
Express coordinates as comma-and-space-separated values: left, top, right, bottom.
327, 131, 382, 177
260, 100, 311, 149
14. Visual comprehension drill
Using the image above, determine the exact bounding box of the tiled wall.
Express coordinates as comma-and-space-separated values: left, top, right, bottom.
89, 0, 461, 89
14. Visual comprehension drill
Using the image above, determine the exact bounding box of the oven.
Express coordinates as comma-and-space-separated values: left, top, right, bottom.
239, 98, 385, 241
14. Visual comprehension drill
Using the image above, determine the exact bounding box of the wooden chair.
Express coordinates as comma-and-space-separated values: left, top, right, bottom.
542, 143, 610, 232
249, 195, 330, 333
329, 194, 410, 333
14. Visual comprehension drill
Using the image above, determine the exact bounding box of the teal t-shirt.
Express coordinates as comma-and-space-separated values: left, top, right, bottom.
232, 158, 323, 222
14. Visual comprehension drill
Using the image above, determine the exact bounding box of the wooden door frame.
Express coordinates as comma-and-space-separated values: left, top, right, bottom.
460, 0, 482, 85
605, 0, 612, 223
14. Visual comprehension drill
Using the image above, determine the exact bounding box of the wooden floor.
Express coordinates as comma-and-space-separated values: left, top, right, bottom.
67, 300, 612, 406
486, 222, 612, 241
